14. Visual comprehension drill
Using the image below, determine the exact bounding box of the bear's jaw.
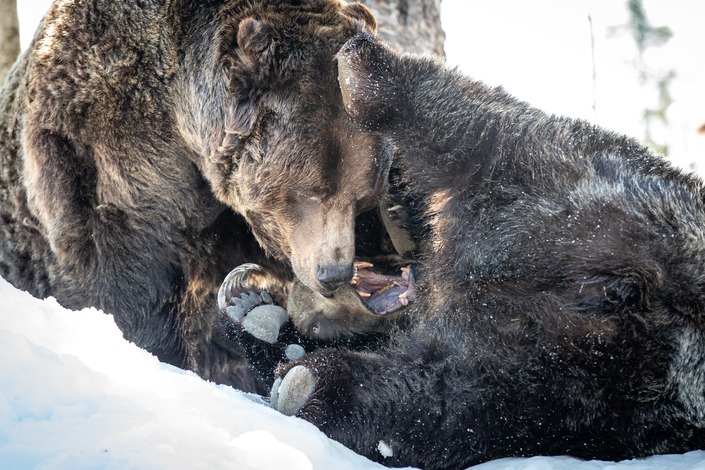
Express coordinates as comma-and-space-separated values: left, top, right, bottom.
351, 261, 416, 316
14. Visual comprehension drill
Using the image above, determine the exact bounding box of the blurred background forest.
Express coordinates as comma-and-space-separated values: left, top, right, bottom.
1, 0, 703, 173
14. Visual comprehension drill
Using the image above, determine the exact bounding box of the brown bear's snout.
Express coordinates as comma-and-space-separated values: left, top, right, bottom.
317, 264, 354, 292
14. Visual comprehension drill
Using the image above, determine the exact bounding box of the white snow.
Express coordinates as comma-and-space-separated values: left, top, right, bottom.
377, 440, 394, 459
0, 276, 383, 470
2, 275, 705, 469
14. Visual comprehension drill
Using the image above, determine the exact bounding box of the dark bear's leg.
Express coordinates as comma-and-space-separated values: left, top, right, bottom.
270, 345, 475, 469
216, 264, 318, 390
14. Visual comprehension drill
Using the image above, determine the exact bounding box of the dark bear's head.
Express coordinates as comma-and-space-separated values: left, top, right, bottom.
195, 1, 391, 295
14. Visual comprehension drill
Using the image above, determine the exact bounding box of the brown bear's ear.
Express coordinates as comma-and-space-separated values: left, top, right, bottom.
219, 17, 278, 137
236, 17, 275, 58
219, 17, 277, 94
341, 3, 377, 33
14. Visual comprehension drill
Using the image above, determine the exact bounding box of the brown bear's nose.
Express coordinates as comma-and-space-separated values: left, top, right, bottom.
317, 264, 354, 292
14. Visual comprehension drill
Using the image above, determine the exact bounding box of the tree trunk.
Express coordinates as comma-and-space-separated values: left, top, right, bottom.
0, 0, 20, 83
360, 0, 445, 57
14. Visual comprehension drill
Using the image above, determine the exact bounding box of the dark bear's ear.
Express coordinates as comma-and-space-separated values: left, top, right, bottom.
341, 3, 377, 33
337, 32, 398, 129
337, 32, 377, 112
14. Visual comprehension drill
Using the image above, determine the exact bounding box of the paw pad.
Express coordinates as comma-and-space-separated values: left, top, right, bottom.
270, 365, 317, 416
218, 263, 287, 344
240, 304, 288, 343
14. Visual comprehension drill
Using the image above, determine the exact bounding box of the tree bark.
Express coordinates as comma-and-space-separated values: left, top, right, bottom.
0, 0, 20, 83
360, 0, 445, 57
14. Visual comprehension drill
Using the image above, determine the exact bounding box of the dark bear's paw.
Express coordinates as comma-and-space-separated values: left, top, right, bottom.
269, 350, 357, 423
228, 292, 288, 344
270, 365, 318, 416
336, 32, 399, 130
270, 351, 402, 464
218, 264, 298, 351
217, 264, 310, 391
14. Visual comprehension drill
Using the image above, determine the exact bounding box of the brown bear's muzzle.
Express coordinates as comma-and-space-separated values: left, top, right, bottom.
317, 263, 355, 293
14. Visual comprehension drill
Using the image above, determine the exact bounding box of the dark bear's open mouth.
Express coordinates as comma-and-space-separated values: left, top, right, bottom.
351, 261, 416, 316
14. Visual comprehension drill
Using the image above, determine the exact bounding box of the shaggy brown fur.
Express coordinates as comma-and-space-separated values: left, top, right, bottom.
0, 0, 385, 392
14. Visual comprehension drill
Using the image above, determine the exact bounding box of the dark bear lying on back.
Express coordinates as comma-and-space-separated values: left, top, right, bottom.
268, 34, 705, 469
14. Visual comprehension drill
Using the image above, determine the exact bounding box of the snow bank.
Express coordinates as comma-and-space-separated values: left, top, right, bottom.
1, 275, 704, 470
0, 277, 384, 470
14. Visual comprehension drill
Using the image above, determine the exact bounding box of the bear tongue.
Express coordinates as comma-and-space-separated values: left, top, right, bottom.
351, 262, 416, 315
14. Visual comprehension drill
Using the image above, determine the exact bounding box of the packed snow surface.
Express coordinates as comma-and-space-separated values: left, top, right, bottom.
2, 276, 704, 470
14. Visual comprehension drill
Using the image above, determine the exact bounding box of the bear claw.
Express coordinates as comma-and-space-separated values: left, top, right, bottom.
217, 263, 263, 312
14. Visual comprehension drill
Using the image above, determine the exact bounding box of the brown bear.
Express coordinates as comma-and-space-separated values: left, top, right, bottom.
267, 33, 705, 468
0, 0, 387, 392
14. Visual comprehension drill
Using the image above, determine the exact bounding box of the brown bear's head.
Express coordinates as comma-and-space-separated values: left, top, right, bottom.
208, 1, 389, 295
